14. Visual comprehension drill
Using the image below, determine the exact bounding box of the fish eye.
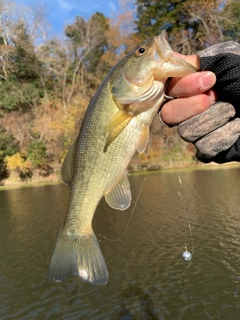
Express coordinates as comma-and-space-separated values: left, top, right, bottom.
135, 46, 146, 56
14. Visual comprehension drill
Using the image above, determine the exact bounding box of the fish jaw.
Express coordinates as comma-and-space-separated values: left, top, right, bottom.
152, 31, 197, 79
112, 31, 196, 105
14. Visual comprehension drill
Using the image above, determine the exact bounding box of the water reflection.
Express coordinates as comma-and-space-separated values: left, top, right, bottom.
118, 286, 158, 319
0, 166, 240, 319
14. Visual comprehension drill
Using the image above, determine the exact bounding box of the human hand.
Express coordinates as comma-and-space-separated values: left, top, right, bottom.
166, 42, 240, 163
160, 54, 217, 126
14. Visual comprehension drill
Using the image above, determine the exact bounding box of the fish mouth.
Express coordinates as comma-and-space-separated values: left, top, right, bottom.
153, 31, 196, 78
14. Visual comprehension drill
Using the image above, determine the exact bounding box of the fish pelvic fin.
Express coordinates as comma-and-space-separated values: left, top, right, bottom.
48, 228, 109, 285
103, 110, 133, 152
105, 172, 132, 210
136, 125, 150, 154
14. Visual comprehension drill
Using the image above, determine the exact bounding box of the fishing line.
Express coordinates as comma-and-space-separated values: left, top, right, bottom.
98, 176, 148, 242
176, 173, 194, 281
165, 54, 216, 279
171, 53, 226, 277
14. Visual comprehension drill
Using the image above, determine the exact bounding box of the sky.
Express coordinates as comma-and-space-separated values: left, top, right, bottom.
14, 0, 120, 36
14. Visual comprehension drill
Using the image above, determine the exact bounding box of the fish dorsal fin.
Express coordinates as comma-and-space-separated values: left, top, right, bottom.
105, 173, 132, 210
136, 125, 150, 154
61, 139, 77, 186
103, 110, 133, 152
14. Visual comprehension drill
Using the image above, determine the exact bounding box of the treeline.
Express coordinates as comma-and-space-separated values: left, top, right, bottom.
0, 0, 240, 183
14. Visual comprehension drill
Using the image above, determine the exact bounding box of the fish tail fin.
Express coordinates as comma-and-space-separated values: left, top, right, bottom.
48, 228, 109, 285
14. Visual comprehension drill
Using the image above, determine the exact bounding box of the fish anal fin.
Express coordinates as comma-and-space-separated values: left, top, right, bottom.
136, 125, 150, 154
48, 228, 108, 285
105, 173, 132, 210
103, 114, 133, 152
61, 139, 77, 186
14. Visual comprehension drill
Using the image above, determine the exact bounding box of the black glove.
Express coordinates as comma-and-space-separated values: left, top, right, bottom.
178, 41, 240, 163
199, 42, 240, 116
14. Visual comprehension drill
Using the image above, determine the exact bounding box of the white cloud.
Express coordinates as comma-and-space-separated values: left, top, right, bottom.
58, 0, 73, 11
108, 1, 117, 13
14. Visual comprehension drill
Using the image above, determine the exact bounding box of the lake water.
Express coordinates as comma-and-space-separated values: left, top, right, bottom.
1, 166, 240, 319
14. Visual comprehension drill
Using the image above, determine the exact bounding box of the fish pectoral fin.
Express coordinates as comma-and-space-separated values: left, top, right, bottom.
105, 173, 132, 210
103, 111, 133, 152
61, 139, 77, 186
136, 125, 150, 154
103, 110, 133, 134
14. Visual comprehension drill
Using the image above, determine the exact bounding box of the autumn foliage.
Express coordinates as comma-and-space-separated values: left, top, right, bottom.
0, 0, 239, 183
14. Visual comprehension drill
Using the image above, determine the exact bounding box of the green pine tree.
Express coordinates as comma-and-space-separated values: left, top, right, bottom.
134, 0, 190, 39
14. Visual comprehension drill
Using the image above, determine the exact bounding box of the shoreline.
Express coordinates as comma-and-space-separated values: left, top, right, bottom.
1, 162, 239, 191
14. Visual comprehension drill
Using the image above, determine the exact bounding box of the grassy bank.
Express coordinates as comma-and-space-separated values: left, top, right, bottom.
1, 158, 239, 191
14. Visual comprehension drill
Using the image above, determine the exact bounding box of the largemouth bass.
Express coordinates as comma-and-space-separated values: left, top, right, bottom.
48, 31, 196, 285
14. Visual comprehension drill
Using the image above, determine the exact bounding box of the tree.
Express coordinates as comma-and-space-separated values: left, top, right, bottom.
134, 0, 240, 54
0, 127, 19, 179
182, 0, 234, 51
65, 13, 109, 100
0, 0, 48, 111
0, 20, 44, 111
222, 0, 240, 41
135, 0, 190, 40
10, 21, 38, 80
101, 0, 141, 67
0, 0, 19, 81
36, 38, 71, 108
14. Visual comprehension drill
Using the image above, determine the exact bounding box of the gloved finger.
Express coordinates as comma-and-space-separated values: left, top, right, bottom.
178, 102, 236, 142
195, 118, 240, 159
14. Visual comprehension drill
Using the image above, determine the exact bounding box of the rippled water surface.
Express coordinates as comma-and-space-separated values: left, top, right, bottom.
1, 167, 240, 319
